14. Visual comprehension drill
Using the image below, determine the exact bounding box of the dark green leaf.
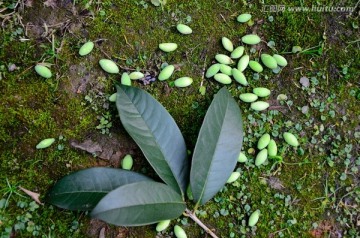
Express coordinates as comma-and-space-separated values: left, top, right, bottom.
46, 168, 152, 211
91, 181, 185, 226
116, 85, 189, 195
190, 87, 243, 205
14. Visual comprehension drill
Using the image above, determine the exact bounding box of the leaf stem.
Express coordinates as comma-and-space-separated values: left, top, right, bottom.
184, 208, 219, 238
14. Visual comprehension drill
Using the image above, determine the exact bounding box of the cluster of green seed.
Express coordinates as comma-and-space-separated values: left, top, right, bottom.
205, 13, 288, 114
34, 24, 195, 88
255, 132, 299, 166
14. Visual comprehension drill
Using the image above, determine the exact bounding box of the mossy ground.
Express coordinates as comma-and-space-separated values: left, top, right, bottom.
0, 0, 359, 237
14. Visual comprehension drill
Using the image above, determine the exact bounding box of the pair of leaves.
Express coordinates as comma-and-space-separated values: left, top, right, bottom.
47, 85, 243, 226
46, 168, 185, 225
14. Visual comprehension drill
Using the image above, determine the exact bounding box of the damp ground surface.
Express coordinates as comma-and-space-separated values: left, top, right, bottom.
0, 0, 359, 237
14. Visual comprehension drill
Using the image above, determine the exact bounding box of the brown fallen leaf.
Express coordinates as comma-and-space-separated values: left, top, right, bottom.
43, 0, 57, 9
18, 186, 44, 205
24, 0, 34, 7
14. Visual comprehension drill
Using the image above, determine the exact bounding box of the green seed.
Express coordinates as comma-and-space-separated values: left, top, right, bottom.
205, 64, 221, 78
253, 87, 271, 97
99, 59, 119, 74
292, 45, 302, 53
283, 132, 299, 147
237, 55, 249, 72
121, 73, 131, 86
109, 93, 117, 102
241, 34, 261, 45
214, 73, 232, 84
251, 101, 270, 111
222, 37, 234, 52
277, 94, 287, 101
79, 41, 94, 56
231, 46, 245, 59
227, 172, 240, 183
268, 139, 277, 157
238, 152, 247, 163
237, 13, 252, 23
272, 54, 288, 67
129, 72, 144, 80
174, 225, 187, 238
261, 54, 278, 69
219, 64, 232, 76
121, 154, 133, 170
158, 65, 175, 81
248, 210, 260, 227
35, 65, 52, 78
176, 24, 192, 34
215, 54, 234, 65
239, 93, 258, 103
156, 220, 171, 232
174, 77, 193, 87
255, 149, 268, 166
36, 138, 55, 149
258, 133, 271, 150
159, 43, 178, 52
249, 61, 263, 73
232, 68, 248, 86
186, 184, 193, 200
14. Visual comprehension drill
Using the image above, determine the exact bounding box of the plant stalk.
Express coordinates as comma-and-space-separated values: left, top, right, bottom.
184, 208, 219, 238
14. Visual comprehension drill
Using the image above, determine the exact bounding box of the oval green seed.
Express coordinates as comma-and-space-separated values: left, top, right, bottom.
272, 54, 288, 67
232, 68, 248, 86
159, 43, 178, 52
222, 37, 233, 52
251, 101, 270, 111
174, 225, 187, 238
258, 133, 271, 150
205, 64, 221, 78
35, 65, 52, 79
261, 54, 278, 69
241, 34, 261, 45
249, 60, 263, 73
255, 149, 268, 166
238, 152, 248, 163
237, 55, 249, 72
121, 154, 133, 170
219, 64, 232, 76
109, 93, 117, 102
227, 172, 240, 183
156, 220, 171, 232
129, 72, 144, 80
158, 65, 175, 81
268, 139, 277, 157
176, 24, 192, 34
214, 73, 232, 84
121, 73, 131, 86
237, 13, 252, 23
231, 46, 245, 59
186, 184, 193, 200
253, 87, 271, 97
215, 54, 234, 65
239, 93, 258, 103
99, 59, 119, 74
174, 77, 193, 87
283, 132, 299, 147
79, 41, 94, 56
36, 138, 55, 149
248, 210, 260, 227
